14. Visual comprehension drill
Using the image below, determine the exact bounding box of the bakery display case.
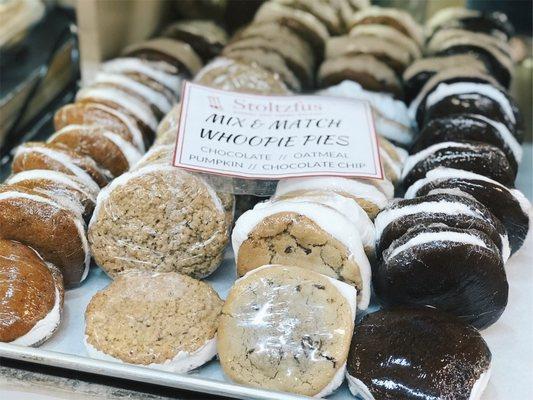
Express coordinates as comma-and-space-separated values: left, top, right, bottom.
0, 1, 531, 399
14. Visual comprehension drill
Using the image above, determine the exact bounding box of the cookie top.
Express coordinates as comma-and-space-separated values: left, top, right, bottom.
85, 271, 222, 370
0, 239, 63, 346
347, 307, 492, 400
218, 265, 356, 397
375, 224, 508, 329
273, 0, 342, 35
194, 57, 291, 95
88, 164, 228, 279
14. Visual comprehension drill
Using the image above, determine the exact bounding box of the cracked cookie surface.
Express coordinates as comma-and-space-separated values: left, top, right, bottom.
236, 212, 363, 293
218, 265, 353, 396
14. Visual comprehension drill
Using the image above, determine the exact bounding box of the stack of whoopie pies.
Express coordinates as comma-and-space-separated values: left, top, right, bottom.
0, 20, 226, 346
374, 6, 529, 339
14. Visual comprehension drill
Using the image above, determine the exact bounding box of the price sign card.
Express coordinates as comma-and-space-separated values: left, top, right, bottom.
173, 82, 383, 180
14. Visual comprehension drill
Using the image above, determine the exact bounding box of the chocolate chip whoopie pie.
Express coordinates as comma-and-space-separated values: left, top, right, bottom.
374, 193, 510, 262
410, 115, 522, 172
405, 168, 530, 254
218, 265, 356, 397
0, 239, 64, 346
0, 185, 90, 287
346, 307, 492, 400
401, 141, 516, 188
374, 223, 508, 329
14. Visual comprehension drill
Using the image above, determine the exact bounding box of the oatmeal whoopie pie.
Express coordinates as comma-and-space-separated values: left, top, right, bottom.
346, 307, 492, 400
194, 57, 291, 95
48, 125, 142, 178
348, 7, 424, 47
318, 54, 402, 98
374, 193, 510, 261
218, 265, 356, 397
223, 35, 313, 88
401, 141, 516, 188
379, 137, 408, 184
222, 47, 302, 91
85, 272, 222, 371
89, 164, 229, 279
402, 54, 488, 102
318, 81, 413, 146
253, 1, 329, 58
6, 169, 98, 221
275, 176, 391, 219
122, 38, 203, 77
411, 115, 522, 171
422, 82, 523, 142
426, 7, 514, 41
92, 72, 174, 118
76, 85, 159, 141
426, 29, 513, 88
336, 0, 370, 30
161, 19, 228, 61
349, 24, 421, 60
100, 57, 183, 96
0, 239, 64, 346
325, 35, 412, 74
405, 168, 530, 254
12, 142, 109, 188
374, 224, 508, 329
54, 102, 146, 153
232, 199, 371, 309
0, 185, 90, 286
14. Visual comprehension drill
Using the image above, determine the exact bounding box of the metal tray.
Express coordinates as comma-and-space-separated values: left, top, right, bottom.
0, 145, 531, 400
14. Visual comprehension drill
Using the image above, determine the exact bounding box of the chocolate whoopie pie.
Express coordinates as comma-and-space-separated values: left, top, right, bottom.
410, 115, 522, 172
402, 54, 488, 103
374, 224, 508, 329
401, 141, 516, 188
422, 84, 523, 143
161, 20, 228, 61
374, 193, 510, 261
405, 168, 530, 254
346, 307, 492, 400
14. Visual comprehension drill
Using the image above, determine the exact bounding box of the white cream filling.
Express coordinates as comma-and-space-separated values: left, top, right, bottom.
387, 231, 488, 261
14, 147, 101, 194
346, 362, 491, 400
77, 87, 158, 132
269, 192, 375, 254
94, 72, 173, 114
375, 117, 413, 145
0, 191, 90, 281
232, 200, 371, 310
10, 279, 61, 347
472, 114, 522, 163
101, 131, 143, 168
89, 103, 145, 152
426, 82, 516, 124
401, 141, 478, 179
84, 335, 217, 373
317, 80, 412, 128
101, 58, 182, 94
275, 177, 388, 211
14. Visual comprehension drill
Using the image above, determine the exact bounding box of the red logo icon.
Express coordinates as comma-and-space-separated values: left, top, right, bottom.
208, 96, 223, 110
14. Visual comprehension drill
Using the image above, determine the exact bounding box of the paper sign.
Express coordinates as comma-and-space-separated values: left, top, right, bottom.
173, 82, 383, 180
